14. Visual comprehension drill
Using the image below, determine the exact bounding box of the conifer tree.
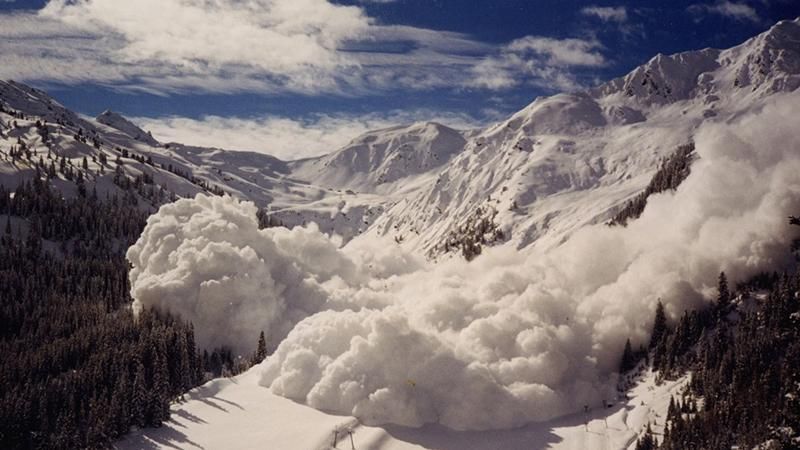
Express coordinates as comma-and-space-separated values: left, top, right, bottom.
717, 271, 730, 313
131, 361, 147, 428
650, 300, 667, 349
253, 330, 267, 364
620, 338, 636, 372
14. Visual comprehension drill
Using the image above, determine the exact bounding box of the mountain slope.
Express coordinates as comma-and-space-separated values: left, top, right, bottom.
290, 121, 467, 194
341, 17, 800, 256
1, 19, 799, 260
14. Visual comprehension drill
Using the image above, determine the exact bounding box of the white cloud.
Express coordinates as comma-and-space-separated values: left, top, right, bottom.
43, 0, 367, 74
580, 6, 628, 22
133, 110, 487, 160
688, 1, 763, 23
507, 37, 606, 67
0, 0, 608, 94
469, 37, 606, 92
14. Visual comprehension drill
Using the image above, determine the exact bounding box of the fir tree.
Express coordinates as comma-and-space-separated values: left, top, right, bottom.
620, 338, 636, 373
717, 271, 730, 314
131, 361, 147, 428
253, 330, 267, 365
650, 300, 667, 349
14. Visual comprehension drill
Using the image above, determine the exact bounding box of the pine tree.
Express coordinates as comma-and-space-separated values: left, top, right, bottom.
178, 331, 192, 393
636, 423, 656, 450
152, 340, 171, 426
650, 300, 667, 349
717, 271, 730, 315
253, 330, 267, 365
620, 338, 636, 372
131, 360, 147, 428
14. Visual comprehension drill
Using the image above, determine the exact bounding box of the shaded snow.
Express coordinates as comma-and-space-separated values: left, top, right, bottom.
117, 367, 688, 450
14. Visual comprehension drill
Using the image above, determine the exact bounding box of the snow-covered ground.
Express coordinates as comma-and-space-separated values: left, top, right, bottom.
117, 367, 688, 450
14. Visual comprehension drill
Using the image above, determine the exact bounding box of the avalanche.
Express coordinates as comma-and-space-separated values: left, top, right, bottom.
126, 90, 800, 431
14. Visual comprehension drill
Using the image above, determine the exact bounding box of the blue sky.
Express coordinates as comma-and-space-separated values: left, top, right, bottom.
1, 0, 798, 159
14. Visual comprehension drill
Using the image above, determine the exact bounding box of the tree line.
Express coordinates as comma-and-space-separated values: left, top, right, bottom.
0, 179, 248, 449
627, 221, 800, 449
610, 143, 695, 226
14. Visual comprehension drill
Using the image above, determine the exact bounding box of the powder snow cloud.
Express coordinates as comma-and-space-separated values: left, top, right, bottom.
127, 92, 800, 430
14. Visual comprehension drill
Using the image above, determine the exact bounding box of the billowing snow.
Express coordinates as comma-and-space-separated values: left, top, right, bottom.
126, 90, 800, 431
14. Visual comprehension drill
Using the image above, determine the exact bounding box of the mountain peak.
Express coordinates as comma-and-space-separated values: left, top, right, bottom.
588, 17, 800, 105
96, 110, 159, 146
718, 16, 800, 94
291, 120, 467, 192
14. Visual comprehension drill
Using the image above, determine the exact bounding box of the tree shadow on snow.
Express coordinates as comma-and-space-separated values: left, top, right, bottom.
117, 424, 205, 450
174, 409, 208, 425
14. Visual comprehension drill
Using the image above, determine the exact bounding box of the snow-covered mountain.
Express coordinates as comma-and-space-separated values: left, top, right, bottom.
290, 121, 468, 193
96, 109, 161, 147
1, 18, 799, 260
331, 16, 800, 255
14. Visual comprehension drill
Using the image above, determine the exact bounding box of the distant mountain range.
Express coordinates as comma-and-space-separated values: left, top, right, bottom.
1, 17, 798, 258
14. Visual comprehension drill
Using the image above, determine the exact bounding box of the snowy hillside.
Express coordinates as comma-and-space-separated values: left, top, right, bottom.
96, 110, 160, 147
342, 17, 800, 256
283, 17, 800, 257
290, 121, 468, 194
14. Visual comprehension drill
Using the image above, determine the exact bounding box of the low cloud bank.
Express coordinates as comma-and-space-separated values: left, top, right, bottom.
127, 92, 800, 430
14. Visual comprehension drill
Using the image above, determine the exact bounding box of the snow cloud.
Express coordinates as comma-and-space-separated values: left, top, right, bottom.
126, 195, 338, 353
127, 93, 800, 431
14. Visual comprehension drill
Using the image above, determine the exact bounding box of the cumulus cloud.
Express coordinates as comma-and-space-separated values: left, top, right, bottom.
688, 1, 763, 23
33, 0, 368, 94
127, 81, 800, 434
133, 110, 487, 160
0, 0, 606, 94
581, 6, 628, 22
